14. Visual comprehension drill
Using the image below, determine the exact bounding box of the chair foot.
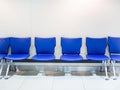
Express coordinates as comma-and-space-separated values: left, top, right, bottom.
41, 73, 45, 76
4, 76, 10, 79
105, 76, 109, 80
113, 76, 117, 80
65, 72, 71, 76
0, 76, 3, 79
92, 71, 96, 76
92, 73, 97, 76
38, 72, 45, 76
16, 66, 19, 73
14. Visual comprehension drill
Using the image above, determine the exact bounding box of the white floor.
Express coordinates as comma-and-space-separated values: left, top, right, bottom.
0, 75, 120, 90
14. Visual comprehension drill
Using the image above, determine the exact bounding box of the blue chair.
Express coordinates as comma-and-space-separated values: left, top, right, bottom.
60, 37, 83, 61
60, 37, 83, 75
108, 36, 120, 80
86, 37, 109, 80
32, 37, 56, 61
5, 37, 31, 78
0, 38, 9, 78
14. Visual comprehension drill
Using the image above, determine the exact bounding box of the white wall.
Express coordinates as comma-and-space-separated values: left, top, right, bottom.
0, 0, 120, 59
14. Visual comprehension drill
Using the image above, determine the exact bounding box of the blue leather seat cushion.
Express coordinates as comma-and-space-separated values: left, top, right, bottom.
32, 54, 55, 61
86, 54, 109, 61
0, 54, 7, 59
5, 54, 30, 60
110, 55, 120, 61
60, 54, 83, 61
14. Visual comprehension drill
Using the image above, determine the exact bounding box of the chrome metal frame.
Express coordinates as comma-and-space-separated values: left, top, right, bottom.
3, 60, 111, 79
4, 60, 13, 79
12, 62, 103, 66
12, 61, 108, 79
111, 60, 117, 80
102, 60, 109, 80
0, 60, 4, 79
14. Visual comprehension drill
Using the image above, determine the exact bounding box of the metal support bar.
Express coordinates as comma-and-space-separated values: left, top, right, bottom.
38, 66, 44, 76
12, 62, 103, 66
0, 60, 4, 79
3, 61, 112, 79
59, 66, 64, 72
111, 60, 117, 80
64, 66, 71, 76
101, 61, 105, 72
16, 66, 19, 72
103, 60, 109, 80
4, 60, 13, 79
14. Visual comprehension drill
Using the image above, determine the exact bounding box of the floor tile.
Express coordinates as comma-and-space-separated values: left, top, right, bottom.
82, 76, 120, 90
18, 76, 54, 90
0, 76, 24, 90
1, 74, 120, 90
52, 76, 84, 90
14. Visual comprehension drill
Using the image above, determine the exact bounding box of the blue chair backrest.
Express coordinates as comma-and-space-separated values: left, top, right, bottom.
108, 36, 120, 54
61, 37, 82, 55
10, 37, 31, 54
0, 38, 9, 54
86, 37, 107, 55
35, 37, 56, 54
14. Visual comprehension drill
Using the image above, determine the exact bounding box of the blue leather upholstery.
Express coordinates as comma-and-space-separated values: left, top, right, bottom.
5, 54, 30, 60
10, 37, 31, 54
86, 55, 108, 61
32, 37, 56, 61
86, 37, 109, 61
5, 37, 31, 61
0, 38, 9, 54
35, 37, 56, 54
32, 54, 55, 61
0, 54, 8, 59
60, 37, 83, 61
110, 55, 120, 61
86, 37, 107, 55
60, 54, 83, 61
0, 38, 9, 59
61, 37, 82, 54
108, 36, 120, 61
108, 36, 120, 53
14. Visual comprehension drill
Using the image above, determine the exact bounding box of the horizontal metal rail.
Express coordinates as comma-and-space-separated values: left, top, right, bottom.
12, 62, 106, 67
9, 59, 120, 67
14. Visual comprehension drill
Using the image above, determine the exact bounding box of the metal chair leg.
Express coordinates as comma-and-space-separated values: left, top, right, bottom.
59, 66, 64, 72
111, 60, 117, 80
0, 60, 4, 79
39, 66, 45, 76
4, 60, 12, 79
101, 61, 105, 72
16, 66, 19, 72
64, 66, 71, 76
103, 60, 109, 80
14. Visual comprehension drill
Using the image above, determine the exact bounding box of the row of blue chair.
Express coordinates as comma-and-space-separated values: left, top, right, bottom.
0, 37, 120, 79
